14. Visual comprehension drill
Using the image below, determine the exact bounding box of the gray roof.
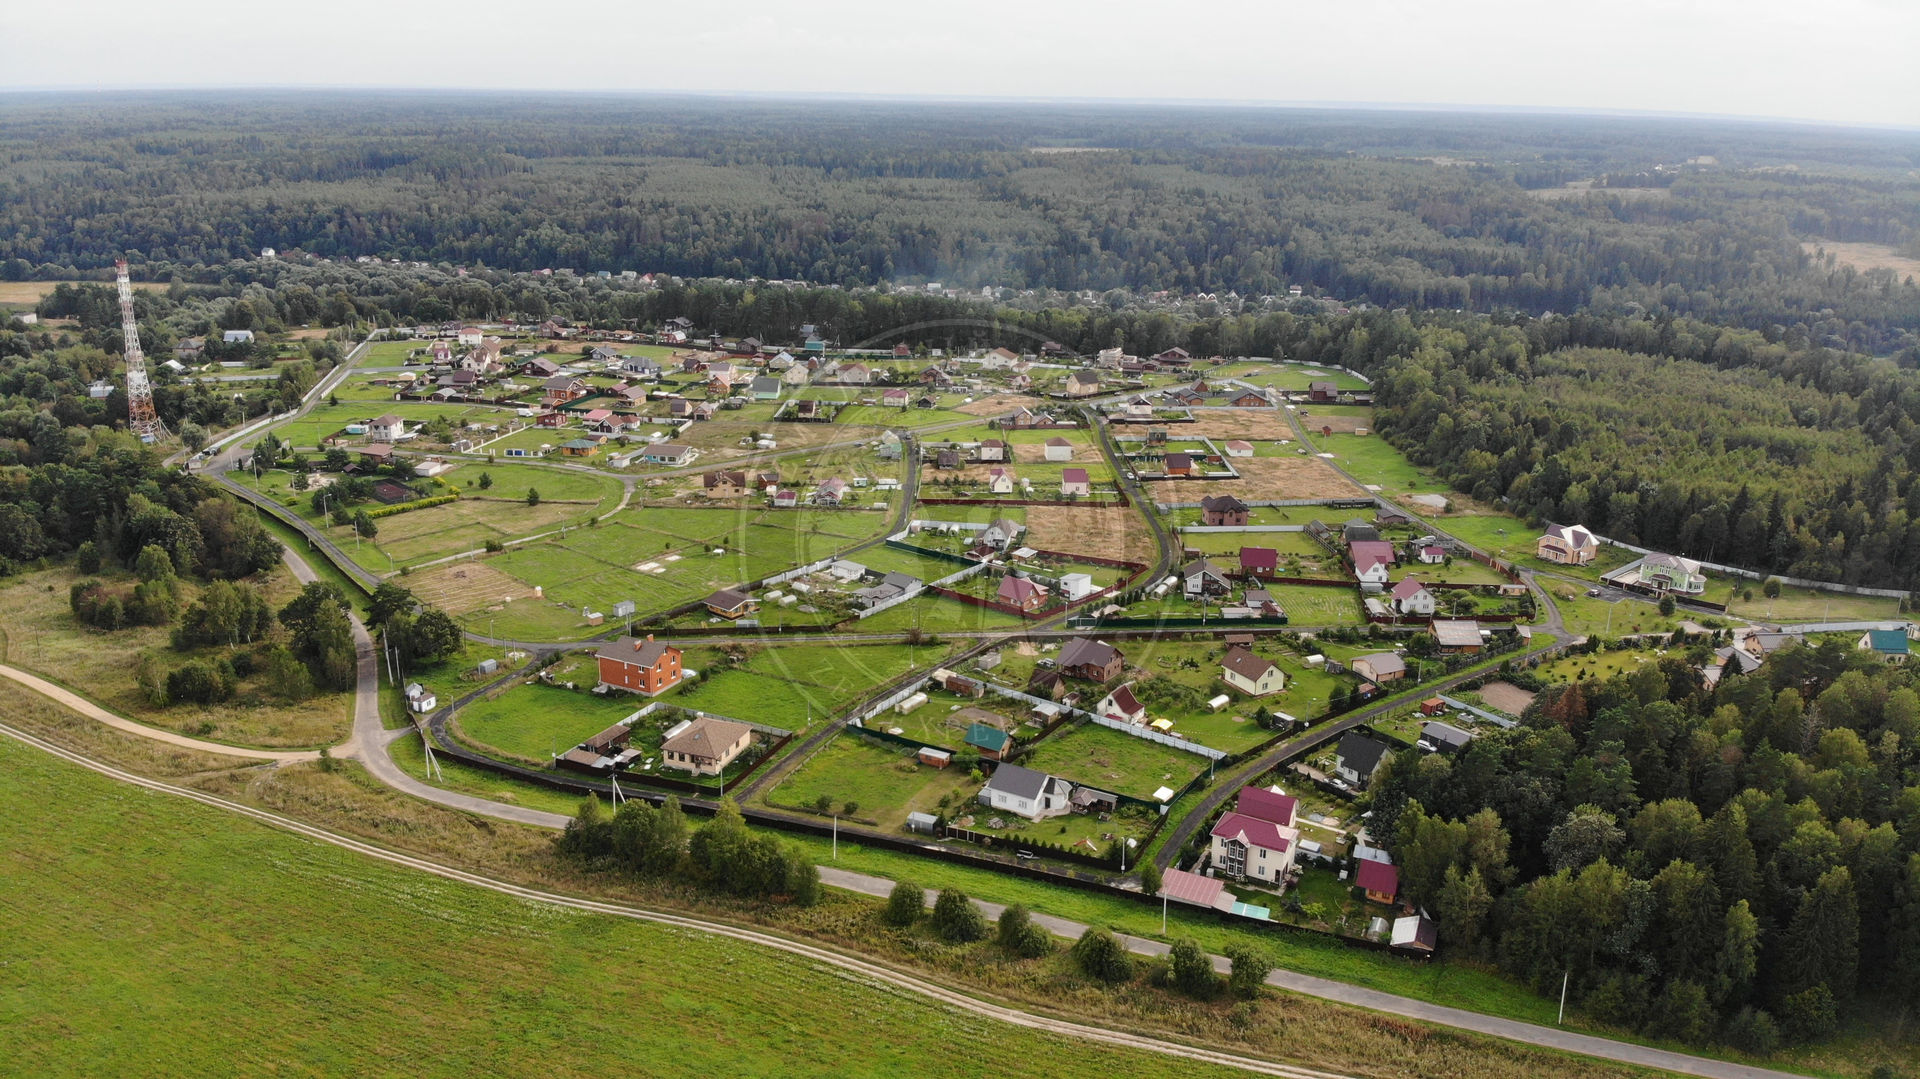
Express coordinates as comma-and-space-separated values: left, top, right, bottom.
596, 636, 676, 668
984, 762, 1064, 802
1337, 732, 1393, 777
1420, 721, 1474, 749
1057, 637, 1120, 671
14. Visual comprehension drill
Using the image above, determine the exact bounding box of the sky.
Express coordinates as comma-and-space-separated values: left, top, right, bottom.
15, 0, 1920, 129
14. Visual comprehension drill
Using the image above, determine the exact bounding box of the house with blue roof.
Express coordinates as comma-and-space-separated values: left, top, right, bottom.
1859, 629, 1910, 664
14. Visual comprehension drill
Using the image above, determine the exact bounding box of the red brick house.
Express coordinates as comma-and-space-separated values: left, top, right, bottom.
1200, 495, 1248, 527
595, 635, 684, 696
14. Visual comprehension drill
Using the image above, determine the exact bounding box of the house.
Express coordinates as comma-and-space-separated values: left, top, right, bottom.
1335, 731, 1394, 789
404, 682, 437, 714
559, 438, 600, 457
980, 763, 1073, 821
1042, 437, 1074, 462
1223, 440, 1255, 458
1229, 391, 1270, 408
1221, 646, 1286, 696
986, 467, 1015, 495
535, 411, 570, 429
1642, 552, 1707, 593
703, 470, 750, 496
639, 443, 697, 466
1390, 915, 1438, 954
1163, 451, 1194, 476
1349, 540, 1397, 585
1122, 395, 1155, 420
457, 326, 483, 346
1242, 588, 1284, 619
781, 363, 811, 386
1421, 721, 1475, 754
1308, 380, 1339, 403
982, 346, 1020, 368
1064, 370, 1100, 397
1183, 557, 1233, 598
837, 363, 873, 384
981, 517, 1023, 548
1389, 579, 1437, 617
1536, 523, 1598, 565
997, 575, 1050, 612
660, 717, 754, 776
1154, 347, 1191, 364
1238, 547, 1279, 580
1059, 468, 1092, 497
595, 635, 685, 696
359, 414, 404, 443
1417, 544, 1446, 565
813, 477, 850, 505
1058, 637, 1124, 682
772, 489, 800, 508
853, 571, 922, 609
880, 387, 911, 409
1342, 520, 1381, 545
1095, 682, 1147, 725
222, 329, 255, 344
704, 588, 757, 619
620, 355, 660, 380
175, 338, 204, 361
1355, 858, 1400, 905
965, 722, 1011, 761
917, 747, 952, 769
1861, 629, 1911, 664
542, 375, 588, 406
1201, 495, 1248, 526
1209, 786, 1301, 885
750, 376, 783, 401
1430, 619, 1483, 654
918, 366, 952, 386
1351, 653, 1407, 684
359, 443, 395, 467
87, 379, 113, 399
977, 438, 1008, 462
935, 449, 962, 470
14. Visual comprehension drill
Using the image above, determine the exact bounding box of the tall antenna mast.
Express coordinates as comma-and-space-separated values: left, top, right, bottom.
115, 259, 167, 444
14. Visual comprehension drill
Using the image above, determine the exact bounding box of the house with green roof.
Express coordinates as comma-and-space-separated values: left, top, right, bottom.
964, 722, 1010, 761
1859, 628, 1910, 664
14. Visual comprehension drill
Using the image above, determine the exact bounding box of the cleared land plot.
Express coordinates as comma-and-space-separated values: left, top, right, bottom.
1314, 432, 1451, 500
267, 402, 505, 449
1266, 584, 1365, 626
1184, 412, 1299, 441
0, 742, 1232, 1079
1803, 239, 1920, 279
854, 594, 1030, 634
1177, 530, 1327, 561
1438, 515, 1638, 578
1723, 583, 1905, 625
1019, 722, 1209, 800
1476, 681, 1538, 716
1168, 456, 1361, 503
1024, 504, 1158, 564
955, 394, 1046, 417
769, 733, 977, 829
455, 682, 645, 762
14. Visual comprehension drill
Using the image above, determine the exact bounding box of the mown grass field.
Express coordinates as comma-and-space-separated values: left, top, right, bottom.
1019, 722, 1209, 800
0, 739, 1252, 1079
767, 731, 978, 828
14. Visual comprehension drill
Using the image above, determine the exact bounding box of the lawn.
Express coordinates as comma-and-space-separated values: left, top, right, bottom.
1439, 514, 1640, 579
1018, 722, 1212, 801
0, 740, 1236, 1079
1723, 582, 1905, 625
855, 594, 1031, 634
453, 680, 644, 762
767, 732, 979, 829
1266, 584, 1364, 626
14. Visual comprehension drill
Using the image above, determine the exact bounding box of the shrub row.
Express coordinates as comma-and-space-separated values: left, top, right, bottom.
365, 493, 459, 519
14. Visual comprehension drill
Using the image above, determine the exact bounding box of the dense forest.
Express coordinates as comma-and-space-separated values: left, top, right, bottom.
1365, 643, 1920, 1050
4, 93, 1918, 352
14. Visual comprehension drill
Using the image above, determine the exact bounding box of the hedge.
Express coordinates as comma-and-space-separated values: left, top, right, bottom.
365, 493, 459, 519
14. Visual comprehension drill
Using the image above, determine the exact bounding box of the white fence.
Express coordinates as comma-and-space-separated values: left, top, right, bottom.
1598, 537, 1912, 599
763, 557, 838, 587
1087, 714, 1228, 760
1177, 524, 1308, 534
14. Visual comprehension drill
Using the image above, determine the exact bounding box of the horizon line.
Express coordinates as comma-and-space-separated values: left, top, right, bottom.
2, 85, 1914, 134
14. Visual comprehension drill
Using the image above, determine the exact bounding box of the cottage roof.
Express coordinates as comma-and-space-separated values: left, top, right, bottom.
1390, 578, 1429, 601
1867, 629, 1910, 654
1045, 436, 1071, 447
706, 587, 751, 610
704, 470, 748, 488
372, 413, 402, 427
1237, 786, 1298, 827
998, 576, 1047, 605
1430, 620, 1483, 647
1239, 547, 1278, 571
1210, 811, 1292, 853
1164, 452, 1193, 469
1061, 467, 1090, 484
1354, 652, 1406, 677
1221, 646, 1279, 683
1355, 859, 1399, 898
1159, 868, 1226, 908
965, 722, 1011, 753
1058, 637, 1120, 672
1200, 494, 1247, 514
1102, 682, 1143, 717
1349, 540, 1396, 571
1337, 731, 1393, 776
984, 762, 1060, 802
661, 716, 752, 760
595, 635, 677, 669
1421, 721, 1474, 749
1542, 522, 1595, 547
1183, 557, 1227, 580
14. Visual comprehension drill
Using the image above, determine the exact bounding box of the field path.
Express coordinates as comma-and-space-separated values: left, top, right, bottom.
0, 663, 320, 762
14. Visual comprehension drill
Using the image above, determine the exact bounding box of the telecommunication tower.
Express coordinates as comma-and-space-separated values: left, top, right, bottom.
115, 259, 167, 443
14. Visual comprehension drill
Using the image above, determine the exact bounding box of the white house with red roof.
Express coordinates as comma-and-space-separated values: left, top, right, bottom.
996, 575, 1049, 612
1095, 682, 1146, 725
1059, 468, 1091, 497
1389, 578, 1437, 616
987, 467, 1015, 494
1417, 543, 1446, 565
1209, 786, 1301, 886
1220, 646, 1286, 697
1349, 540, 1396, 586
1238, 546, 1279, 580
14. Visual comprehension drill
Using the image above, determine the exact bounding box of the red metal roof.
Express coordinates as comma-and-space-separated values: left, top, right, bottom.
1234, 786, 1297, 828
1210, 811, 1292, 853
1356, 858, 1399, 898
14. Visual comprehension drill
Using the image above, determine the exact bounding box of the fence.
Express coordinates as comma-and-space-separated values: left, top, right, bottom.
1088, 714, 1228, 761
762, 556, 839, 587
1178, 524, 1308, 534
1158, 496, 1380, 512
1594, 537, 1912, 599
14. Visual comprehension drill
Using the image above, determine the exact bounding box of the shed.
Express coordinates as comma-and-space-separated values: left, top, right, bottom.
917, 746, 953, 769
906, 812, 940, 834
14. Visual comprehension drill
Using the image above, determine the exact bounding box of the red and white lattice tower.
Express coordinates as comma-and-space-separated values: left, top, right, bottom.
115, 259, 167, 444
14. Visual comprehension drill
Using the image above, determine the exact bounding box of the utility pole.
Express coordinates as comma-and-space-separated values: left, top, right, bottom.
1558, 969, 1570, 1024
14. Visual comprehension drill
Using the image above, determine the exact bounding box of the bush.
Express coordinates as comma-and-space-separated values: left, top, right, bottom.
882, 881, 924, 927
165, 659, 236, 705
996, 903, 1054, 958
365, 493, 458, 519
1225, 944, 1271, 1000
930, 889, 988, 943
1070, 927, 1133, 984
1722, 1006, 1780, 1055
1169, 936, 1218, 998
1778, 985, 1838, 1044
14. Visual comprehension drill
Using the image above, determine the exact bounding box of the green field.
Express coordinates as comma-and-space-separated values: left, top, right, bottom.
455, 680, 644, 761
1018, 722, 1211, 800
768, 731, 978, 828
0, 739, 1241, 1079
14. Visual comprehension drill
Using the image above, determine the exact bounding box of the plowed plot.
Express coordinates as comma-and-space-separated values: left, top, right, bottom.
1175, 455, 1360, 502
957, 394, 1045, 416
1305, 414, 1370, 434
1187, 412, 1297, 440
408, 561, 537, 615
1025, 504, 1156, 564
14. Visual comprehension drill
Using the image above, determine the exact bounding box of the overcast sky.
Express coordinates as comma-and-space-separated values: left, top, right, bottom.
14, 0, 1919, 128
